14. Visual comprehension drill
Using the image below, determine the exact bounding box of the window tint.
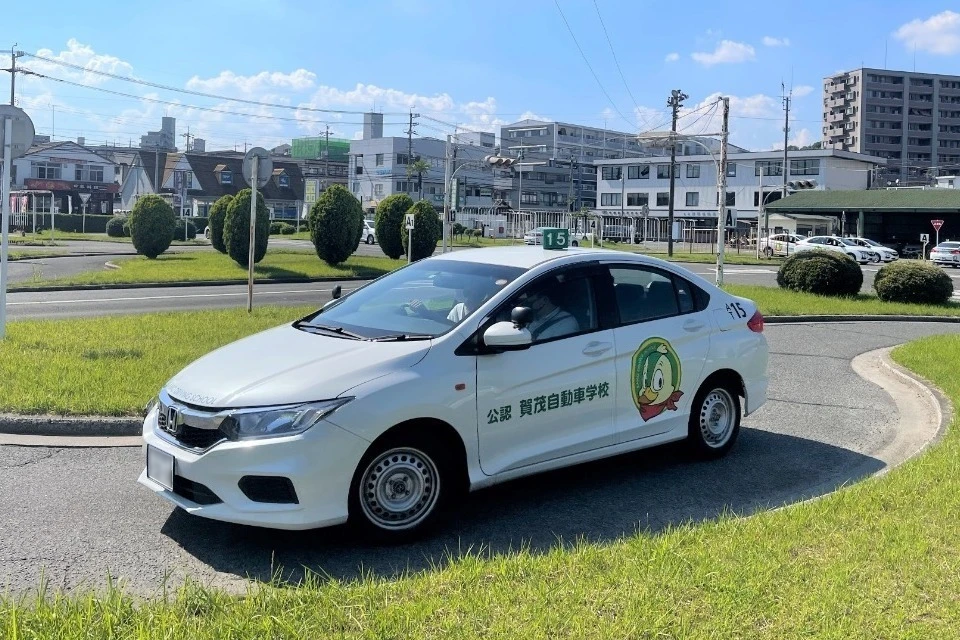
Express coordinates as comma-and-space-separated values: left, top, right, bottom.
609, 266, 680, 323
494, 269, 597, 343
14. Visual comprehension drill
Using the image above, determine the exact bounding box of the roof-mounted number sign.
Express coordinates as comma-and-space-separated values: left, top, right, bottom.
542, 227, 570, 250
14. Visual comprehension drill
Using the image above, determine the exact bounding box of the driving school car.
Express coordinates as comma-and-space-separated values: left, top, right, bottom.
140, 245, 769, 540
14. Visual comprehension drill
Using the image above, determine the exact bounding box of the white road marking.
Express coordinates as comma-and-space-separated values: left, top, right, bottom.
7, 287, 353, 307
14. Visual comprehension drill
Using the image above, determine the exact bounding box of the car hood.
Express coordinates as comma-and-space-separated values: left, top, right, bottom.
164, 324, 431, 408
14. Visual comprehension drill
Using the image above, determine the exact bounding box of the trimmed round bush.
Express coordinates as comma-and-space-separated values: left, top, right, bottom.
874, 260, 953, 304
375, 193, 414, 259
106, 216, 126, 238
208, 194, 234, 254
280, 222, 296, 235
269, 221, 284, 235
128, 194, 175, 259
776, 249, 863, 296
309, 184, 364, 266
174, 218, 197, 240
223, 189, 270, 268
122, 219, 131, 237
401, 200, 442, 262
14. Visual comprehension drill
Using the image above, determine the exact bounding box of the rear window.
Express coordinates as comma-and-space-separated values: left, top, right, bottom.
938, 242, 960, 249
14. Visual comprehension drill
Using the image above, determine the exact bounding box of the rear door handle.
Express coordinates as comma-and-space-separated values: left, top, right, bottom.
582, 341, 613, 357
683, 319, 706, 332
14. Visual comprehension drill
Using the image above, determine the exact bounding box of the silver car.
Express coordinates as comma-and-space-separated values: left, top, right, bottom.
930, 241, 960, 267
846, 237, 898, 262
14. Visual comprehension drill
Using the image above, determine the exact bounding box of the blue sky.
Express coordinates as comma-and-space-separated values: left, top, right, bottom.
7, 1, 960, 151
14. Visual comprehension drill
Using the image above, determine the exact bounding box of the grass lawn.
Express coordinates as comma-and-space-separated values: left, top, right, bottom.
2, 334, 960, 636
9, 251, 69, 261
727, 283, 960, 317
16, 230, 207, 246
17, 250, 403, 288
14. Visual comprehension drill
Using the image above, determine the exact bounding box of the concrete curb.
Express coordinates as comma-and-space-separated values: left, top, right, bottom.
0, 413, 142, 438
8, 275, 373, 293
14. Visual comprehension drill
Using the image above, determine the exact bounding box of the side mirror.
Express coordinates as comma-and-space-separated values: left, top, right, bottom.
483, 321, 532, 350
511, 306, 534, 328
332, 285, 342, 300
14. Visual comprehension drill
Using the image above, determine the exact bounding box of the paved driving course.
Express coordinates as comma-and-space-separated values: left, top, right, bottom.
0, 321, 954, 596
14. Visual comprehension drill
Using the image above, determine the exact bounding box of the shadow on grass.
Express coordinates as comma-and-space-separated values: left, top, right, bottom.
162, 428, 882, 586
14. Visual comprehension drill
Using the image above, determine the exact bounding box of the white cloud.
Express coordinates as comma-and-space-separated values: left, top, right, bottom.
665, 52, 680, 62
29, 38, 134, 86
307, 82, 455, 113
894, 10, 960, 55
792, 85, 814, 97
770, 127, 814, 149
186, 69, 317, 93
762, 36, 790, 47
691, 40, 756, 66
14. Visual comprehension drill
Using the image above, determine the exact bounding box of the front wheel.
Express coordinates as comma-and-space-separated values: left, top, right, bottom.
366, 234, 375, 245
571, 240, 579, 247
763, 246, 774, 258
687, 383, 741, 459
870, 253, 880, 264
349, 436, 452, 541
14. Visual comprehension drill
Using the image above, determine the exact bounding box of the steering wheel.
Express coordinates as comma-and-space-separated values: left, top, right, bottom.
400, 302, 418, 316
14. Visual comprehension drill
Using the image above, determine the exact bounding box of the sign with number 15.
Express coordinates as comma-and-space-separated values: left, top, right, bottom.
542, 227, 570, 251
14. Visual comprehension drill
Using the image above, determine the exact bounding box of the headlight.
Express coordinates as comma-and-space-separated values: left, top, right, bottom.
144, 396, 159, 418
220, 398, 353, 441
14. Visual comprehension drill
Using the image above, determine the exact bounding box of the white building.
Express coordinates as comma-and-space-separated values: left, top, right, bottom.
594, 148, 885, 239
12, 141, 121, 215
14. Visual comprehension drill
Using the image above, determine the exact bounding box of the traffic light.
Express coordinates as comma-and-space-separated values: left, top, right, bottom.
485, 154, 520, 167
787, 179, 818, 191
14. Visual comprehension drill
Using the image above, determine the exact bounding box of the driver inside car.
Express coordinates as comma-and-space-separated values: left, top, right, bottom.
516, 279, 580, 341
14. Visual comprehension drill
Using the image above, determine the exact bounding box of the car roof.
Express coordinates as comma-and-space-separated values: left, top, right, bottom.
429, 245, 662, 270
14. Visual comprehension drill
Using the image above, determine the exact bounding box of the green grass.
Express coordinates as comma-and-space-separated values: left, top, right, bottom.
16, 250, 403, 288
9, 251, 69, 261
17, 230, 207, 245
0, 306, 316, 416
727, 283, 960, 317
3, 335, 960, 636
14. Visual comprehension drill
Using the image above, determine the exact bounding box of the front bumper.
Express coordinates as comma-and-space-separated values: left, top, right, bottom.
138, 410, 370, 530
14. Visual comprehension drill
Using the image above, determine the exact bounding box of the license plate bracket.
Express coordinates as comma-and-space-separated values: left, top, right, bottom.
146, 445, 174, 491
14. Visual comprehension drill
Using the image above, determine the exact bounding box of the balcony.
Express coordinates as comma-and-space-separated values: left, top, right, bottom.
826, 98, 845, 109
827, 127, 845, 138
827, 112, 845, 123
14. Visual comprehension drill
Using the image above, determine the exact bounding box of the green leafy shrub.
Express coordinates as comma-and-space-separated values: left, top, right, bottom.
106, 216, 127, 238
223, 189, 270, 268
208, 195, 234, 254
309, 184, 363, 266
280, 223, 296, 235
122, 219, 131, 237
776, 249, 863, 296
174, 218, 197, 240
375, 194, 414, 259
269, 221, 284, 235
128, 194, 175, 259
874, 260, 954, 304
401, 200, 442, 261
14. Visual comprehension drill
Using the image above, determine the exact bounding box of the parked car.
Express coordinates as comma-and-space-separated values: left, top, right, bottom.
362, 219, 376, 245
202, 226, 211, 240
140, 246, 768, 539
845, 237, 898, 262
793, 236, 878, 264
757, 233, 804, 258
601, 225, 631, 243
930, 241, 960, 267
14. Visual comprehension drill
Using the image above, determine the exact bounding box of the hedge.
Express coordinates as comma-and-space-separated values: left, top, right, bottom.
874, 261, 954, 304
776, 250, 863, 296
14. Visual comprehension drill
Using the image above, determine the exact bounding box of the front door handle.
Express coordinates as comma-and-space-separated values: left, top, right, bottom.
683, 319, 705, 332
582, 341, 613, 357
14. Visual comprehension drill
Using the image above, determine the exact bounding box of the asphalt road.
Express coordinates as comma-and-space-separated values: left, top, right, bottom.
0, 321, 955, 595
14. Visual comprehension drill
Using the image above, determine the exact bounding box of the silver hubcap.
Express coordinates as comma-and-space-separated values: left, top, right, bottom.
699, 388, 736, 448
359, 447, 439, 530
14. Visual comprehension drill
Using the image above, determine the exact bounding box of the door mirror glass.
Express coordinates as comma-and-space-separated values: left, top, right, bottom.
511, 306, 534, 328
483, 321, 532, 349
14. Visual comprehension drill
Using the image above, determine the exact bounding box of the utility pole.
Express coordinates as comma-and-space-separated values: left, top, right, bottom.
782, 85, 791, 198
4, 46, 26, 106
154, 144, 160, 194
443, 135, 452, 254
181, 127, 193, 152
666, 88, 688, 257
405, 110, 419, 167
324, 125, 330, 188
716, 97, 730, 287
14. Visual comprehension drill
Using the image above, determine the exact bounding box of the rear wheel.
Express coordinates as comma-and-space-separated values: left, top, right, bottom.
763, 246, 774, 258
366, 234, 375, 245
571, 240, 579, 247
687, 382, 741, 459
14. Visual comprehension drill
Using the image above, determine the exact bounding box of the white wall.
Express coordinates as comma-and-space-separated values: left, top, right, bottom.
13, 144, 119, 189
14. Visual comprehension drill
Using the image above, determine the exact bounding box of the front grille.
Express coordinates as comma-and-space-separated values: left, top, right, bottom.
238, 476, 299, 504
173, 475, 222, 505
173, 425, 226, 450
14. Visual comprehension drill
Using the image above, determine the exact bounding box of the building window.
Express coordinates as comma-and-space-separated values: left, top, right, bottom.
31, 161, 62, 180
790, 159, 821, 175
725, 191, 735, 206
220, 170, 232, 185
396, 153, 409, 165
755, 160, 783, 177
626, 192, 648, 207
656, 164, 671, 179
656, 192, 669, 206
520, 192, 539, 205
601, 193, 622, 206
374, 183, 383, 196
375, 153, 384, 166
352, 181, 360, 192
726, 163, 736, 177
686, 164, 701, 179
75, 165, 105, 182
685, 192, 699, 206
627, 165, 649, 179
601, 166, 622, 180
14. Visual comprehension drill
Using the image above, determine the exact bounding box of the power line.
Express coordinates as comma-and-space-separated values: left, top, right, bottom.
553, 0, 634, 130
592, 0, 649, 128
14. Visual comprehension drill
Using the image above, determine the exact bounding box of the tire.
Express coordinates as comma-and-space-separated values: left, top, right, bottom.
763, 247, 774, 258
687, 381, 741, 459
870, 253, 880, 264
571, 240, 579, 247
348, 433, 453, 542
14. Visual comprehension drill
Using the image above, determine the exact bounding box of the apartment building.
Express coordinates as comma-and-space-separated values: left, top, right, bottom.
823, 67, 960, 183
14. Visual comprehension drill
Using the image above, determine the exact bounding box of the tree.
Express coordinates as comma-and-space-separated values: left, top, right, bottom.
208, 194, 234, 254
801, 141, 823, 150
407, 157, 431, 201
374, 193, 414, 259
309, 184, 364, 266
401, 200, 442, 261
223, 189, 270, 268
128, 194, 175, 259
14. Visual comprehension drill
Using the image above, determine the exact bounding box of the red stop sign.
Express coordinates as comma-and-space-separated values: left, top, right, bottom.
932, 219, 945, 231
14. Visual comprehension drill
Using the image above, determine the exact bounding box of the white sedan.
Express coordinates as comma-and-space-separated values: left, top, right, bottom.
362, 220, 377, 245
758, 233, 804, 258
793, 236, 878, 264
139, 246, 769, 540
845, 237, 898, 262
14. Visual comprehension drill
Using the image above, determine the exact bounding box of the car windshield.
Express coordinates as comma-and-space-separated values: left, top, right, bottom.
298, 259, 525, 339
837, 238, 860, 246
861, 239, 884, 247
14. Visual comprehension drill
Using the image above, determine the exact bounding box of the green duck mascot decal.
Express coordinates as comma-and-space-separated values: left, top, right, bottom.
632, 337, 683, 422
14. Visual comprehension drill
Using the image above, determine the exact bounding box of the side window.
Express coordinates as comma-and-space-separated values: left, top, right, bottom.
674, 275, 709, 313
609, 266, 681, 324
494, 269, 598, 343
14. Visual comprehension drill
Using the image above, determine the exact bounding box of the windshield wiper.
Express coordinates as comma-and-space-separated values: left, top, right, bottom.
294, 321, 364, 340
372, 333, 433, 342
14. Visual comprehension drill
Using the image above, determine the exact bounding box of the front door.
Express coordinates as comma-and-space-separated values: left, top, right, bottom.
476, 265, 618, 475
603, 264, 712, 443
